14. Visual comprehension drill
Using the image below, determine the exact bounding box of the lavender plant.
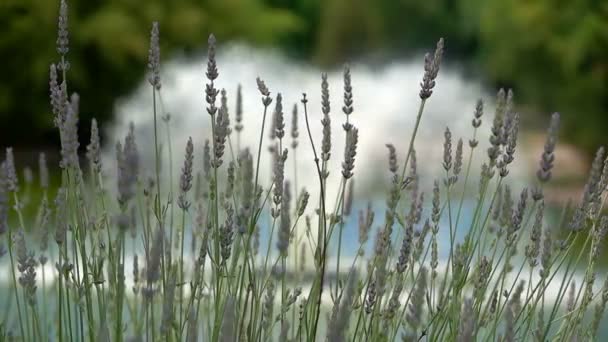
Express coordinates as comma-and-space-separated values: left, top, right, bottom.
1, 1, 608, 341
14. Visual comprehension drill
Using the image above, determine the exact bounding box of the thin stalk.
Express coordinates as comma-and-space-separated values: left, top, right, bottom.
453, 129, 478, 230
291, 145, 299, 340
151, 87, 167, 296
486, 232, 574, 340
160, 93, 175, 249
302, 97, 328, 338
179, 210, 187, 340
235, 102, 269, 324
7, 230, 25, 340
542, 232, 593, 340
335, 178, 348, 298
250, 104, 270, 227
64, 243, 74, 342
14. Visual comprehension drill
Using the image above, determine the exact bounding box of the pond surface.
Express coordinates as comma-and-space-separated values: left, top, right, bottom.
109, 43, 531, 198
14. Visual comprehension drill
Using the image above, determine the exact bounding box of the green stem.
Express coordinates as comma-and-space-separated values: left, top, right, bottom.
7, 232, 25, 340
335, 178, 348, 299
302, 97, 328, 338
179, 210, 186, 340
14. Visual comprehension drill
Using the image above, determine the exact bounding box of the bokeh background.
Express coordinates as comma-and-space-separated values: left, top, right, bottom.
1, 0, 607, 189
1, 2, 608, 337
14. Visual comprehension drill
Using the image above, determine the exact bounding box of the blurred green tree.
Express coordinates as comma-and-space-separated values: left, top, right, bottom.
1, 0, 606, 152
0, 0, 302, 147
478, 0, 608, 150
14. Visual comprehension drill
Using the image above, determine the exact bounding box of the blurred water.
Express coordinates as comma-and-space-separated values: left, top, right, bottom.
108, 44, 531, 200
105, 44, 539, 259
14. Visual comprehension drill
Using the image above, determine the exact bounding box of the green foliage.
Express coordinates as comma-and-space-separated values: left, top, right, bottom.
478, 0, 608, 151
1, 0, 607, 152
310, 0, 608, 151
0, 0, 302, 146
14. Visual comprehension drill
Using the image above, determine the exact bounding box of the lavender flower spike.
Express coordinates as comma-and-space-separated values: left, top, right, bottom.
419, 38, 445, 99
386, 144, 399, 173
274, 93, 285, 139
206, 34, 218, 81
4, 148, 18, 192
256, 77, 272, 107
291, 103, 299, 149
56, 0, 69, 58
342, 64, 354, 117
536, 112, 560, 183
86, 118, 102, 173
235, 84, 243, 133
59, 93, 80, 170
178, 137, 194, 210
342, 127, 359, 179
147, 22, 161, 90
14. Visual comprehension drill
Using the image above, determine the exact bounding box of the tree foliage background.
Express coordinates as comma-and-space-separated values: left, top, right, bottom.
1, 0, 606, 152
